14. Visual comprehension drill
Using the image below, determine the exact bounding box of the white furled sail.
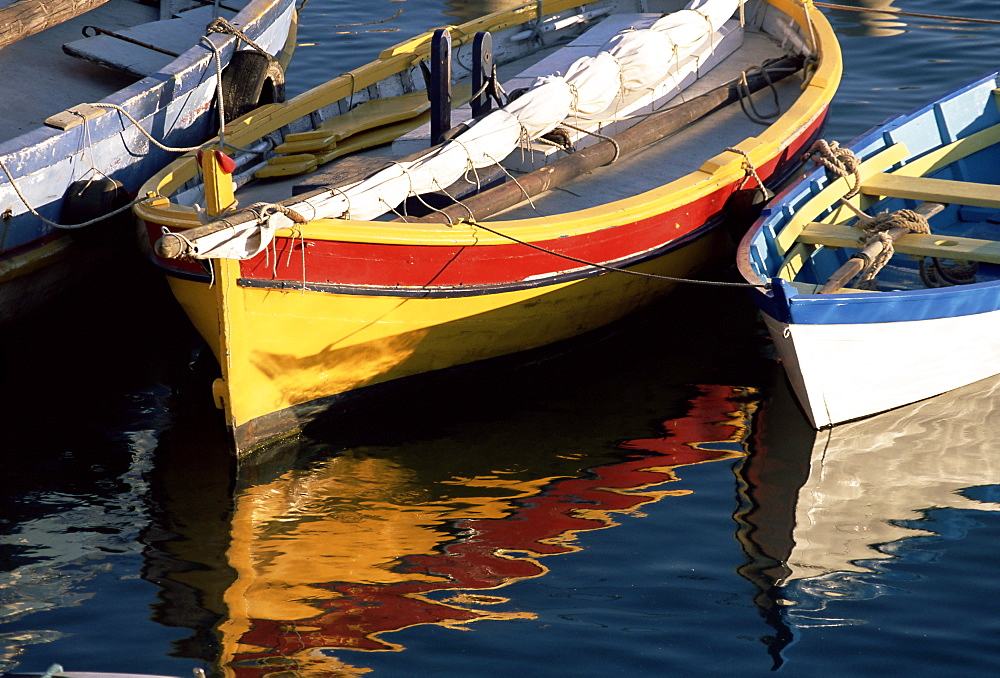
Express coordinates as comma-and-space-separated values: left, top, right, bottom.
188, 0, 744, 260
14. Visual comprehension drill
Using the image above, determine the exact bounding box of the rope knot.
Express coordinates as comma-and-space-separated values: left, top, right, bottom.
855, 208, 931, 288
205, 17, 268, 55
803, 139, 861, 197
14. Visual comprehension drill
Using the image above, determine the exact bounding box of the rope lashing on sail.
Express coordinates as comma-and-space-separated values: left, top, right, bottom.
852, 209, 930, 288
803, 139, 861, 197
162, 201, 308, 260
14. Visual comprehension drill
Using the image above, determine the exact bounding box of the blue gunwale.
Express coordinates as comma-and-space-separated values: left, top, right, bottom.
740, 69, 1000, 327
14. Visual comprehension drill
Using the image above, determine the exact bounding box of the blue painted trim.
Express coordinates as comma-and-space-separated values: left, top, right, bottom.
768, 278, 1000, 325
742, 69, 1000, 327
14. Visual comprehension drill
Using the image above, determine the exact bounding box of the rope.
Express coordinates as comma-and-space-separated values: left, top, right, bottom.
329, 7, 403, 30
813, 2, 1000, 26
854, 209, 930, 288
559, 122, 621, 164
803, 139, 861, 197
91, 103, 220, 154
530, 0, 546, 45
735, 65, 781, 125
0, 156, 146, 230
205, 17, 269, 55
454, 218, 768, 289
159, 225, 197, 255
247, 201, 307, 224
725, 146, 769, 195
919, 256, 978, 287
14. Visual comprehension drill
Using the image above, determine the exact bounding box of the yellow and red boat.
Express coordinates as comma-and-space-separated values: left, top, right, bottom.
135, 0, 841, 453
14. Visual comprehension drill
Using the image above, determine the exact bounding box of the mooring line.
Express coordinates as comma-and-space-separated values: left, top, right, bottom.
461, 220, 768, 290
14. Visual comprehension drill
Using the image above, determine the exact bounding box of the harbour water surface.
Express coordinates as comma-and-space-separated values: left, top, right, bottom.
2, 1, 999, 676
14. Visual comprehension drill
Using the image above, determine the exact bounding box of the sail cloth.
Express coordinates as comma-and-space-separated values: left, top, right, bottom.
189, 0, 743, 259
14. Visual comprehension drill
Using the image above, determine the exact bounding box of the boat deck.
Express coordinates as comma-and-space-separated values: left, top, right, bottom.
0, 0, 150, 142
239, 28, 796, 218
496, 29, 794, 218
0, 0, 238, 144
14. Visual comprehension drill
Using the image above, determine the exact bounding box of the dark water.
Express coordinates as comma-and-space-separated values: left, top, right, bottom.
2, 1, 999, 676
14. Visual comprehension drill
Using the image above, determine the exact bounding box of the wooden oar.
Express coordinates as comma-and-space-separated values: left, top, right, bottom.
0, 0, 113, 49
401, 54, 805, 224
818, 201, 945, 294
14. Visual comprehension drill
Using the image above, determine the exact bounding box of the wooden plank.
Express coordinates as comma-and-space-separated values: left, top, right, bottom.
773, 142, 911, 255
890, 122, 1000, 178
861, 173, 1000, 208
61, 6, 238, 78
45, 103, 107, 131
277, 91, 432, 150
256, 116, 426, 179
799, 221, 1000, 264
0, 0, 112, 50
275, 85, 472, 155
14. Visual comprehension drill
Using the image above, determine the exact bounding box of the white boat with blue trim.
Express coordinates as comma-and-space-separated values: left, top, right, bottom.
737, 69, 1000, 428
0, 0, 296, 325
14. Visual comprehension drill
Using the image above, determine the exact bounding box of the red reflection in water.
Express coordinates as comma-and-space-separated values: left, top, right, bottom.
229, 384, 753, 675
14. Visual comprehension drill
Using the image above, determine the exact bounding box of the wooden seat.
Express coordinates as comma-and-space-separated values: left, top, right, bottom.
861, 173, 1000, 209
275, 91, 436, 154
798, 222, 1000, 264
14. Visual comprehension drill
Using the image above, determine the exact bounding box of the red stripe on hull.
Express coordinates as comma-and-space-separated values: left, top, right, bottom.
152, 111, 827, 288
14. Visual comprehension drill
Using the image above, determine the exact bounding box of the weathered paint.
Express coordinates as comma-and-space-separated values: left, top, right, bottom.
0, 0, 297, 324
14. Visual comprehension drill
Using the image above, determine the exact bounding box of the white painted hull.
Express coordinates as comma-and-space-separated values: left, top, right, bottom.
762, 309, 1000, 427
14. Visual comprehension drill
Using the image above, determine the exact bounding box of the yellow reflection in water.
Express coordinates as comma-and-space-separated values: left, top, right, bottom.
217, 385, 757, 678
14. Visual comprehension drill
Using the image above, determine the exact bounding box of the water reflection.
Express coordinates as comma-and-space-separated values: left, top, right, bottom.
829, 1, 906, 38
0, 262, 195, 672
738, 374, 1000, 668
196, 384, 756, 677
443, 0, 529, 22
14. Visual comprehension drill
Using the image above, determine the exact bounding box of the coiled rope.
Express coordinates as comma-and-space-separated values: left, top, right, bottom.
806, 138, 977, 289
853, 209, 929, 288
802, 138, 861, 197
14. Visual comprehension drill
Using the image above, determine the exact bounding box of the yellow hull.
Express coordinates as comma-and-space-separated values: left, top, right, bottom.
137, 0, 841, 453
170, 229, 727, 450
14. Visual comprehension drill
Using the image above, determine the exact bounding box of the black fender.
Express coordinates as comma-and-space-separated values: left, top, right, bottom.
61, 176, 132, 245
219, 50, 286, 122
724, 185, 774, 244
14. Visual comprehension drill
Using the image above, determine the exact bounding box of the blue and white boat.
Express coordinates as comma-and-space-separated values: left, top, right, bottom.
737, 70, 1000, 428
0, 0, 296, 324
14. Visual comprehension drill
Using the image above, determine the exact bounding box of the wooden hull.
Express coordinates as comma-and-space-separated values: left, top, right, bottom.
738, 70, 1000, 427
0, 0, 297, 325
172, 225, 732, 449
137, 0, 842, 453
